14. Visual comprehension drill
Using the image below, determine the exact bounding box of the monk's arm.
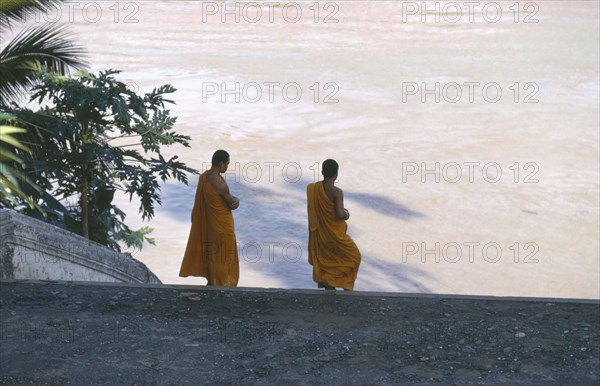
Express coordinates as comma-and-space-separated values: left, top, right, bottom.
219, 183, 240, 210
333, 188, 350, 220
229, 195, 240, 210
209, 174, 240, 210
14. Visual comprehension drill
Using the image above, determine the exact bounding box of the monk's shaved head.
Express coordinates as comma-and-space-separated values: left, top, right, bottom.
212, 150, 230, 166
322, 159, 339, 178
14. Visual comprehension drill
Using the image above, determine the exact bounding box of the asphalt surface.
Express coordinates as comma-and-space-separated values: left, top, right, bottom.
1, 280, 598, 385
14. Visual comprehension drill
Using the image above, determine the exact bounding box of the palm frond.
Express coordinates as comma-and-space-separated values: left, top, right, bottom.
0, 0, 65, 30
0, 123, 43, 210
0, 126, 30, 150
0, 23, 87, 104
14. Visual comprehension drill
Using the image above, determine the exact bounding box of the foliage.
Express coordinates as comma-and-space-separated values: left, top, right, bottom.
0, 0, 87, 105
3, 69, 197, 252
0, 113, 43, 211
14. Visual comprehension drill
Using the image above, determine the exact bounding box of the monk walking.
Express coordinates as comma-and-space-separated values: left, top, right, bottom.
307, 159, 361, 291
179, 150, 240, 286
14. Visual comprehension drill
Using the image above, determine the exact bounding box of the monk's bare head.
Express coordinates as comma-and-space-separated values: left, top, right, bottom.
322, 159, 339, 180
212, 149, 230, 172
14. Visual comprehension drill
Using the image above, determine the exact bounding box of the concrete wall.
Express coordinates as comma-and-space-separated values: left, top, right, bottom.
0, 209, 161, 284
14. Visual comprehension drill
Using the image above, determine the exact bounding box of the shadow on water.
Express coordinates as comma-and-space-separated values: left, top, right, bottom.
345, 191, 425, 220
158, 177, 429, 292
229, 180, 313, 288
159, 177, 312, 288
356, 255, 431, 293
285, 176, 425, 221
157, 177, 198, 222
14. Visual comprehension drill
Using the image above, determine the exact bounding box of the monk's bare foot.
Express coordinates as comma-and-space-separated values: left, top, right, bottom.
318, 282, 336, 291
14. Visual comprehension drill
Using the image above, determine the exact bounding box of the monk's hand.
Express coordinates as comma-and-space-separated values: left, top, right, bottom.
344, 209, 350, 220
231, 196, 240, 210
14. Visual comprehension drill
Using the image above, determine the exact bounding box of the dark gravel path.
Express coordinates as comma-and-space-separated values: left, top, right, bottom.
1, 280, 598, 385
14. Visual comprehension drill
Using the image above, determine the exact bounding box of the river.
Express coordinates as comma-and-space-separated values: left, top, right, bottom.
41, 1, 599, 298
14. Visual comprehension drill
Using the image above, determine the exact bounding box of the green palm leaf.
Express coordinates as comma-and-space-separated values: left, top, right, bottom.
0, 24, 87, 104
0, 126, 30, 150
0, 0, 64, 29
0, 123, 42, 210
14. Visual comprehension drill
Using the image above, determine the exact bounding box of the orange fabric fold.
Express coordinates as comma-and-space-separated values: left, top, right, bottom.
307, 181, 361, 290
179, 171, 239, 286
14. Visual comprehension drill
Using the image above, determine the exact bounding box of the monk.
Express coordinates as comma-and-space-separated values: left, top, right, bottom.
179, 150, 240, 286
307, 159, 361, 291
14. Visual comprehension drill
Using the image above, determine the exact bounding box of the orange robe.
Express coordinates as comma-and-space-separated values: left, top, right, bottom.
179, 171, 239, 286
307, 181, 361, 290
